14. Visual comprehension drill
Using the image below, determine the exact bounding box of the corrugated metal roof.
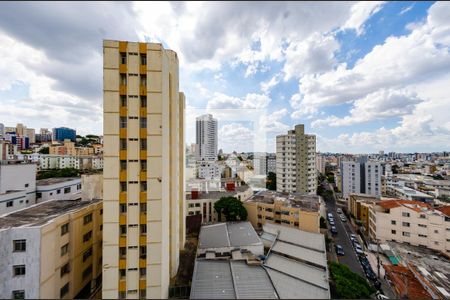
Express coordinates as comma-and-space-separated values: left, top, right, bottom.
227, 222, 262, 247
263, 223, 325, 252
198, 223, 230, 249
230, 261, 278, 299
265, 254, 329, 290
198, 222, 262, 249
271, 240, 327, 268
190, 260, 235, 299
265, 268, 330, 299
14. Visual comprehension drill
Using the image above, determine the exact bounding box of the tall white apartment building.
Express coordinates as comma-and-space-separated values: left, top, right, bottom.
253, 153, 267, 176
195, 114, 217, 161
341, 157, 381, 201
316, 153, 326, 174
103, 40, 185, 299
276, 124, 316, 194
267, 153, 276, 174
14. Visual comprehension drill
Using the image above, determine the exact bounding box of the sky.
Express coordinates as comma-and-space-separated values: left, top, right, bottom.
0, 1, 449, 154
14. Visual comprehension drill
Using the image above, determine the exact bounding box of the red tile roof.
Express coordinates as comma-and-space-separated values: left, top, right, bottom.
384, 264, 431, 299
437, 205, 450, 216
377, 199, 431, 212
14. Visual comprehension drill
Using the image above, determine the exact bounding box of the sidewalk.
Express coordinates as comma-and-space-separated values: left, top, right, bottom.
365, 251, 396, 299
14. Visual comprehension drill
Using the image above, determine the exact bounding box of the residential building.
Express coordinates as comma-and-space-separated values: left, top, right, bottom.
0, 123, 4, 137
196, 160, 220, 180
102, 40, 185, 299
386, 182, 434, 203
196, 114, 217, 161
16, 123, 26, 137
369, 200, 450, 254
0, 161, 37, 215
348, 195, 380, 235
25, 128, 36, 144
316, 153, 326, 174
39, 155, 103, 170
340, 158, 381, 201
253, 153, 267, 176
244, 190, 323, 233
36, 178, 82, 203
186, 185, 253, 223
276, 124, 316, 194
0, 140, 18, 160
267, 153, 276, 174
0, 199, 102, 299
53, 127, 76, 142
36, 128, 53, 143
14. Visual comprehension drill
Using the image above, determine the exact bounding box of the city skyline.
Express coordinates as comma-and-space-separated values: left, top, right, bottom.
0, 2, 449, 153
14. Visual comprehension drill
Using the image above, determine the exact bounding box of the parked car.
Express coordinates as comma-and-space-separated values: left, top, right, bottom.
329, 219, 335, 226
335, 245, 345, 256
355, 245, 364, 255
327, 212, 333, 219
331, 226, 338, 235
359, 256, 371, 269
337, 208, 343, 214
340, 215, 347, 222
376, 291, 388, 299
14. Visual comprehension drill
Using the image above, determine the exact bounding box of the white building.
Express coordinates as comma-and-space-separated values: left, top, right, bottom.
267, 153, 276, 174
341, 158, 381, 201
39, 155, 103, 170
276, 124, 316, 194
197, 161, 220, 180
253, 153, 267, 175
316, 153, 326, 174
36, 178, 82, 203
386, 182, 434, 203
196, 114, 218, 161
0, 161, 37, 215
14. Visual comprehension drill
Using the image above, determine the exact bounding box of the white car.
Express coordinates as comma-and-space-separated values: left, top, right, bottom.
340, 215, 347, 222
337, 208, 343, 214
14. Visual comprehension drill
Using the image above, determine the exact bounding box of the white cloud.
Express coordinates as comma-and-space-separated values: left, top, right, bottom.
311, 89, 423, 128
207, 92, 271, 110
260, 73, 282, 94
399, 5, 413, 16
219, 123, 255, 152
259, 108, 290, 134
341, 1, 385, 35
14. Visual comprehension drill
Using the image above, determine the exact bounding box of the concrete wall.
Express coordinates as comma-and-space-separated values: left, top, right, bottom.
81, 174, 103, 201
36, 179, 82, 203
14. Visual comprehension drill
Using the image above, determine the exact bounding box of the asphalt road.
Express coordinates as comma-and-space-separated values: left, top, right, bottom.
323, 183, 365, 277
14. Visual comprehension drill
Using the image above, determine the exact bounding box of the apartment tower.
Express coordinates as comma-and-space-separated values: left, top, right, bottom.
340, 156, 381, 201
102, 40, 185, 299
276, 124, 316, 194
195, 114, 218, 161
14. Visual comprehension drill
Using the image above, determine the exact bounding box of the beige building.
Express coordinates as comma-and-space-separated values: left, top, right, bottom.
276, 124, 316, 194
348, 194, 380, 235
244, 190, 322, 233
50, 139, 94, 156
0, 199, 103, 299
369, 200, 450, 254
102, 40, 185, 299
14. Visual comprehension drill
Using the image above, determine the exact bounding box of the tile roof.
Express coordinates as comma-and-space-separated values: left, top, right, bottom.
437, 206, 450, 216
384, 264, 432, 299
377, 199, 431, 212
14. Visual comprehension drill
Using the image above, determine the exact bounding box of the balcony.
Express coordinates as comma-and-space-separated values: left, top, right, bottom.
140, 150, 147, 160
119, 128, 127, 138
119, 106, 127, 116
119, 150, 127, 160
139, 259, 146, 269
119, 236, 126, 247
140, 213, 147, 224
140, 107, 147, 117
140, 129, 147, 139
140, 192, 147, 202
119, 64, 127, 74
139, 279, 146, 289
119, 85, 127, 95
140, 86, 147, 96
139, 235, 146, 245
140, 65, 147, 75
119, 192, 127, 203
119, 214, 127, 225
140, 171, 147, 181
120, 170, 127, 182
119, 259, 126, 269
119, 280, 126, 291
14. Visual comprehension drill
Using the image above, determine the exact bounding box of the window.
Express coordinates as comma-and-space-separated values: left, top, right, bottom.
119, 269, 126, 279
84, 213, 93, 224
419, 234, 427, 238
140, 139, 147, 150
61, 243, 69, 256
140, 268, 146, 277
120, 138, 127, 150
13, 240, 26, 252
12, 290, 25, 299
391, 220, 396, 225
120, 204, 127, 214
13, 265, 25, 276
6, 201, 13, 207
59, 223, 69, 238
140, 160, 147, 171
402, 212, 410, 217
419, 214, 426, 219
140, 182, 147, 192
140, 75, 146, 86
82, 265, 93, 279
120, 160, 127, 170
100, 224, 103, 231
140, 289, 146, 299
402, 232, 410, 237
120, 53, 126, 64
140, 224, 147, 235
140, 117, 147, 128
120, 117, 127, 129
119, 291, 126, 299
140, 246, 146, 259
25, 183, 29, 188
121, 95, 127, 107
64, 187, 71, 194
120, 225, 127, 235
120, 74, 127, 85
418, 224, 427, 228
60, 283, 69, 298
140, 96, 147, 108
60, 262, 70, 277
140, 55, 146, 65
120, 182, 127, 192
83, 231, 92, 243
391, 230, 396, 235
402, 222, 410, 227
83, 247, 93, 262
140, 203, 147, 214
434, 229, 439, 234
120, 247, 126, 259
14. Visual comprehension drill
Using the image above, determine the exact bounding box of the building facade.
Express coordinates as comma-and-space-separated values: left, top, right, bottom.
276, 124, 316, 194
102, 40, 185, 299
53, 127, 77, 142
195, 114, 217, 161
341, 158, 381, 201
0, 199, 103, 299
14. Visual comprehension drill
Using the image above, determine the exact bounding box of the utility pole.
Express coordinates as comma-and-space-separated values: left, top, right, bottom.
377, 239, 381, 279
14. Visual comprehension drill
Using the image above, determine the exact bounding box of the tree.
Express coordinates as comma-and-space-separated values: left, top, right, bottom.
329, 262, 375, 299
320, 217, 327, 229
266, 172, 276, 190
214, 196, 248, 222
38, 147, 49, 154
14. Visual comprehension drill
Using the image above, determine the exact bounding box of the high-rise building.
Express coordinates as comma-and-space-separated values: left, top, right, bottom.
25, 128, 36, 144
195, 114, 217, 161
53, 127, 76, 142
340, 157, 381, 200
102, 40, 185, 299
316, 153, 326, 174
16, 123, 26, 136
276, 124, 316, 194
0, 123, 4, 137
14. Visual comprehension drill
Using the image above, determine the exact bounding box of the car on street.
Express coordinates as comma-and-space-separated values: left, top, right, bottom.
340, 214, 347, 222
329, 219, 335, 226
335, 245, 345, 256
331, 226, 337, 235
327, 213, 333, 219
355, 244, 364, 255
350, 234, 358, 241
376, 291, 388, 299
337, 208, 343, 214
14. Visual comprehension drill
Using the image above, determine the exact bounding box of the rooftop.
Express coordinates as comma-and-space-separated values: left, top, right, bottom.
0, 199, 100, 229
244, 190, 320, 212
36, 177, 80, 186
390, 184, 434, 198
198, 222, 262, 249
377, 199, 432, 213
384, 264, 432, 299
186, 185, 250, 200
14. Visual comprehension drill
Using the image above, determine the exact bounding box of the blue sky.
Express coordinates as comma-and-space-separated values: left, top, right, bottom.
0, 1, 449, 154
